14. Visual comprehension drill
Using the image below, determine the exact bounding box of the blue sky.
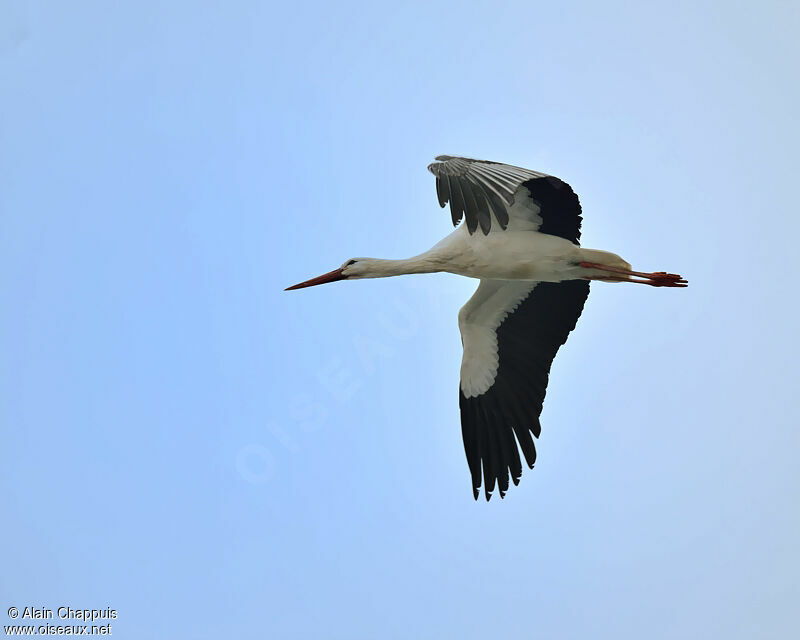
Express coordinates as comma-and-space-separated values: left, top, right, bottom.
1, 1, 798, 638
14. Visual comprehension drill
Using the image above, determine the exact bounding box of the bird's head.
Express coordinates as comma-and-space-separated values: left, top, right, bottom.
285, 258, 372, 290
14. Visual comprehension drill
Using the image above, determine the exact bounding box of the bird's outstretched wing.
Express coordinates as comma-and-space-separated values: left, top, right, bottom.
458, 278, 590, 500
427, 155, 583, 243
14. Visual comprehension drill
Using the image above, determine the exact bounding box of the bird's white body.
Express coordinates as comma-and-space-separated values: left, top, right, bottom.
344, 225, 631, 283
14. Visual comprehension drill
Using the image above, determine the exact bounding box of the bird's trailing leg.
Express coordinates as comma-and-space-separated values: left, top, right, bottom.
579, 262, 688, 287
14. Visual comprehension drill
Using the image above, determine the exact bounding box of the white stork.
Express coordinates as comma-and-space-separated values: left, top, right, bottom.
286, 156, 686, 500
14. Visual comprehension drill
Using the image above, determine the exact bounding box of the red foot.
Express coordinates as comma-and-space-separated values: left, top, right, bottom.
648, 274, 688, 287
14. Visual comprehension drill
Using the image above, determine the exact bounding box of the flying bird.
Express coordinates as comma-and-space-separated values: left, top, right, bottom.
286, 156, 686, 500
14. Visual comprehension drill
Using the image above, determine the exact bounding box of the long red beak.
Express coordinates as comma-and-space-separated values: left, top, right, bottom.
285, 268, 348, 291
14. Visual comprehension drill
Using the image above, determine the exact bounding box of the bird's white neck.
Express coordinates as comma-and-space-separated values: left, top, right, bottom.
345, 254, 443, 279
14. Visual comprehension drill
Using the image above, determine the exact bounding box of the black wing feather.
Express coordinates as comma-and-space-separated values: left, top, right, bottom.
436, 176, 450, 208
523, 176, 584, 245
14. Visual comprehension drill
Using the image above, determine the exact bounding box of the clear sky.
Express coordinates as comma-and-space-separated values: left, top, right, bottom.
2, 1, 799, 638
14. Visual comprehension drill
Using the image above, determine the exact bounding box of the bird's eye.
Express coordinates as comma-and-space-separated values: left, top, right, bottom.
344, 259, 357, 267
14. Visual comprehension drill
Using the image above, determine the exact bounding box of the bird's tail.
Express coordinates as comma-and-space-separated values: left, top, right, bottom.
577, 248, 631, 272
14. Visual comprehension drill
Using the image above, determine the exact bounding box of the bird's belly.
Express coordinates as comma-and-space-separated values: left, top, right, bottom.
450, 235, 583, 282
462, 260, 572, 281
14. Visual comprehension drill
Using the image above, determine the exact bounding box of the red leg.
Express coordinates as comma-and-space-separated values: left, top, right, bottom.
579, 262, 688, 287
